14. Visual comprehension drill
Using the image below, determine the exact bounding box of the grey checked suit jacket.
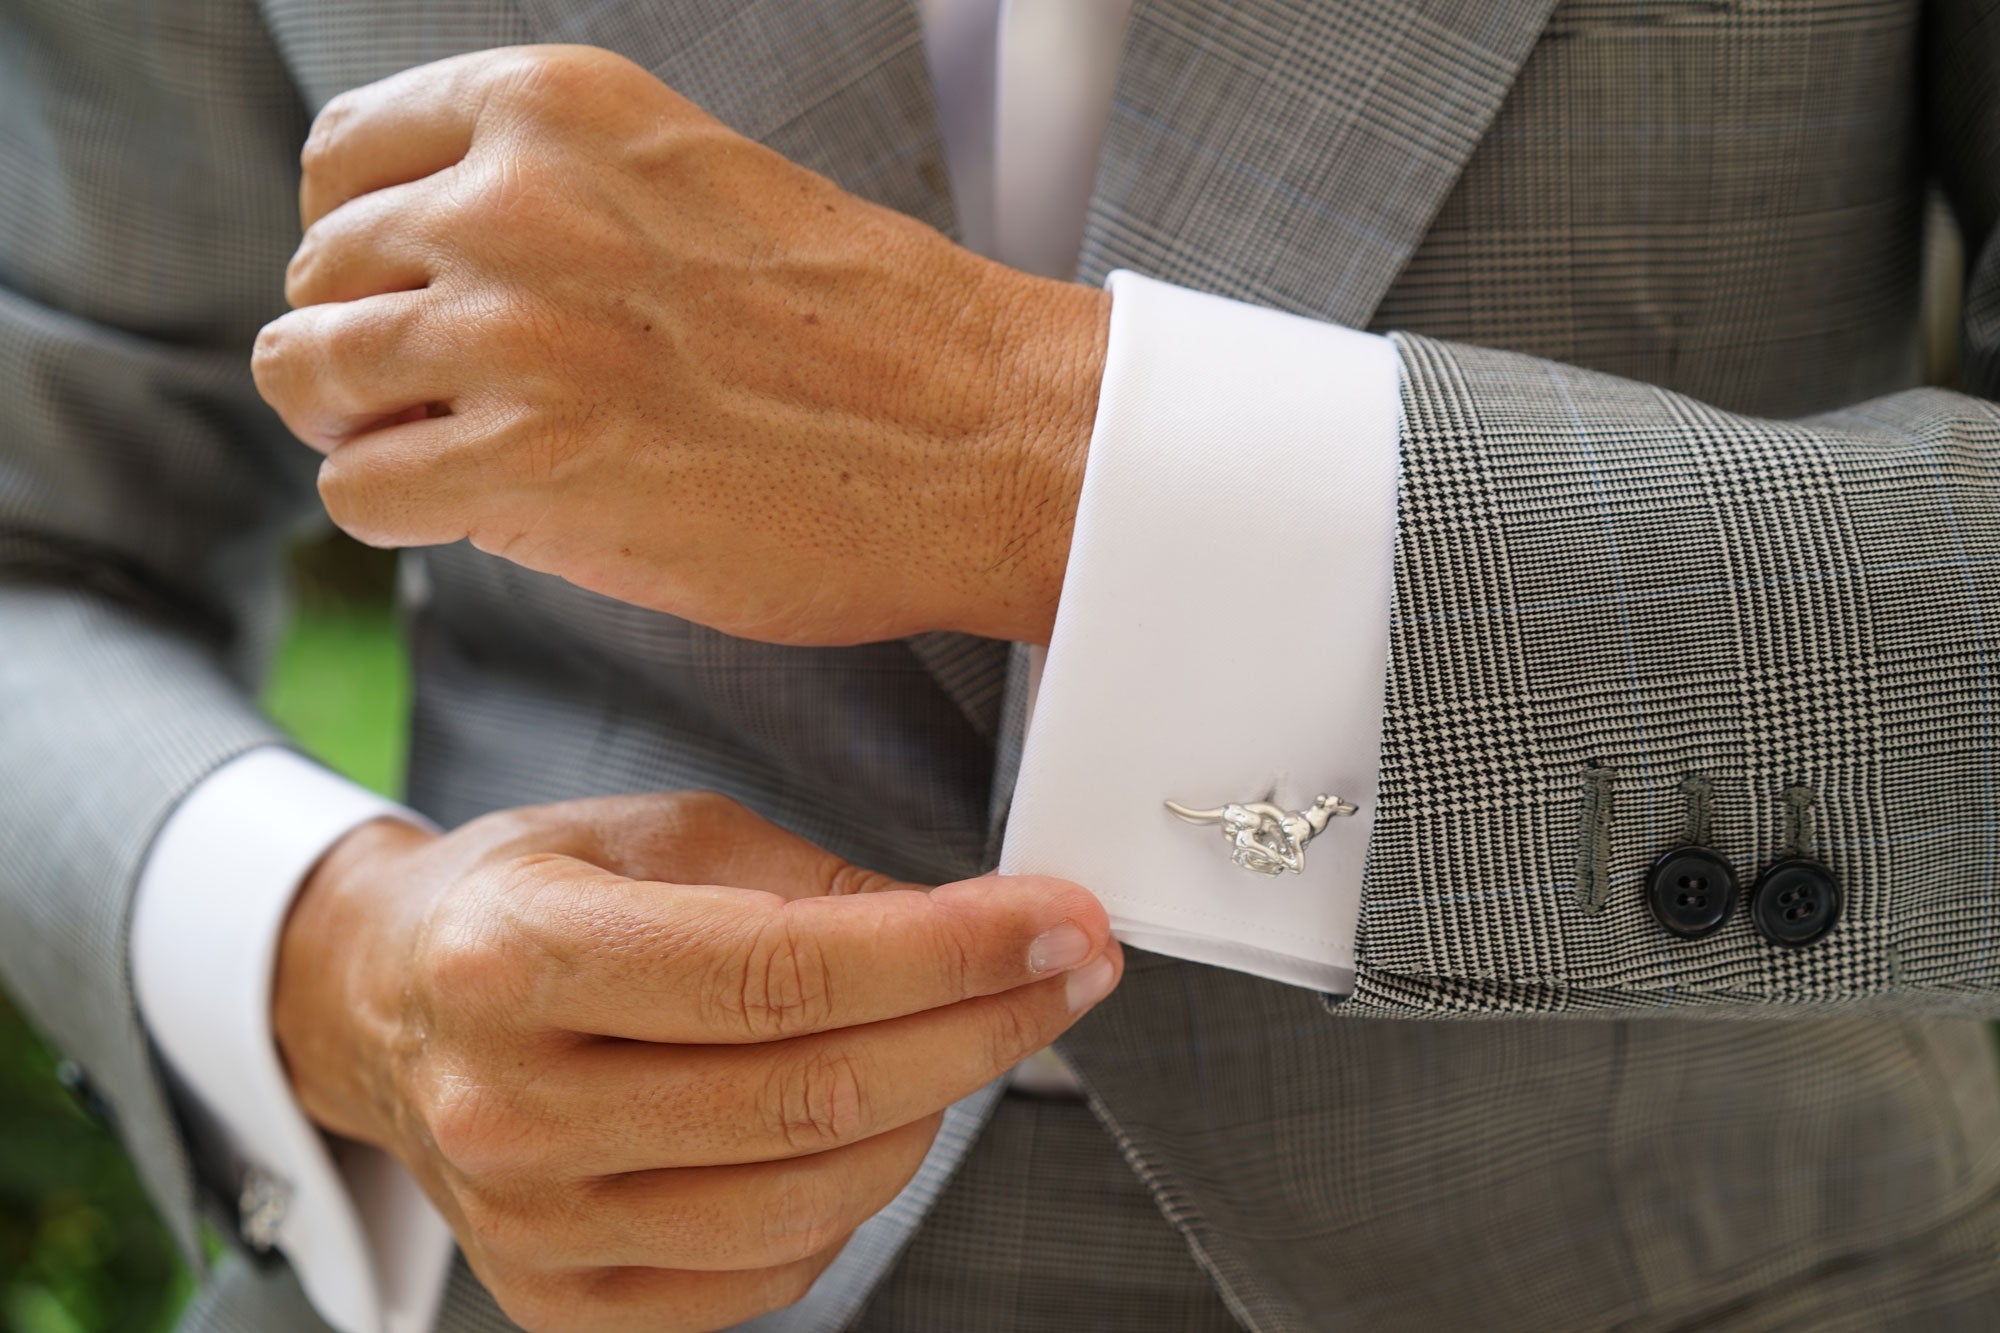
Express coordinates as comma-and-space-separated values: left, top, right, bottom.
8, 0, 2000, 1328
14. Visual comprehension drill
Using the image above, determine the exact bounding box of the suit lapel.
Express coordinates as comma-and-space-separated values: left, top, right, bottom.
1079, 0, 1559, 326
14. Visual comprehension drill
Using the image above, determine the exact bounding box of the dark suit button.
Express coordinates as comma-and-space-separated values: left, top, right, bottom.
1645, 845, 1738, 939
1750, 857, 1841, 946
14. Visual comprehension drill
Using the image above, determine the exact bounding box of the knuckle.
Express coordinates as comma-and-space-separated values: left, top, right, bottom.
298, 131, 333, 184
503, 46, 604, 110
300, 96, 355, 176
459, 161, 566, 248
283, 238, 321, 306
315, 458, 370, 530
318, 457, 406, 548
460, 161, 523, 223
659, 790, 761, 861
417, 900, 525, 1005
424, 1081, 528, 1179
763, 1049, 867, 1153
249, 319, 294, 389
733, 910, 836, 1039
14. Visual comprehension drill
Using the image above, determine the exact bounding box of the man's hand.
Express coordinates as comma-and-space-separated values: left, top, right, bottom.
274, 792, 1118, 1333
253, 45, 1109, 647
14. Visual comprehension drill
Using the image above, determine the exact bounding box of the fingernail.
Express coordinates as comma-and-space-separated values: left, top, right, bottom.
1028, 922, 1092, 973
1065, 956, 1117, 1013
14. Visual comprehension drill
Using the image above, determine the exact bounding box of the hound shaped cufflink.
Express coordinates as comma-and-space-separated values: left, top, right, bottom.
1164, 791, 1357, 876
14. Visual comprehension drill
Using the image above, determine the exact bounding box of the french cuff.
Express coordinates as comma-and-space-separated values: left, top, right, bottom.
130, 747, 452, 1333
1000, 271, 1403, 994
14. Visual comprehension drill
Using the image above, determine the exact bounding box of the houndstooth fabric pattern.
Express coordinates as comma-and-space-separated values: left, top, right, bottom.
849, 1093, 1246, 1333
1352, 338, 2000, 1018
8, 0, 2000, 1329
1076, 0, 1560, 327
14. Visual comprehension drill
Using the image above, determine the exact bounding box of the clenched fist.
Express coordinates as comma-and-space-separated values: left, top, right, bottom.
253, 45, 1108, 646
274, 793, 1119, 1332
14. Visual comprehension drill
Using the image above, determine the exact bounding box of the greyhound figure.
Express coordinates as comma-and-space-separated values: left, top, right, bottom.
1163, 791, 1357, 876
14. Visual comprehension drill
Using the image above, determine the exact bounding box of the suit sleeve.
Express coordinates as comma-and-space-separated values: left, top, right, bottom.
1341, 0, 2000, 1018
0, 0, 317, 1249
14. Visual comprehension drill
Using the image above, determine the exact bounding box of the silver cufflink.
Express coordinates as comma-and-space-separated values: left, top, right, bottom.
1165, 790, 1356, 876
239, 1166, 293, 1253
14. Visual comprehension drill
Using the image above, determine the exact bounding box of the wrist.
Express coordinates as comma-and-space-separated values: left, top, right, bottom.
949, 265, 1110, 646
273, 816, 437, 1148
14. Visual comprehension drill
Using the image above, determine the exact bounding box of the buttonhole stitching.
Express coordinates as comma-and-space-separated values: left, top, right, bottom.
1678, 774, 1713, 847
1781, 784, 1817, 859
1577, 765, 1615, 915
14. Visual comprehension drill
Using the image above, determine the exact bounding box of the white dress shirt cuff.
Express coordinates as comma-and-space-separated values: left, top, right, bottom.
1001, 271, 1403, 994
130, 746, 453, 1333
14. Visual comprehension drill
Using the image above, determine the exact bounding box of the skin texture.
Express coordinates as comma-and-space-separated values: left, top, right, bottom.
259, 47, 1121, 1330
275, 793, 1120, 1332
253, 44, 1111, 647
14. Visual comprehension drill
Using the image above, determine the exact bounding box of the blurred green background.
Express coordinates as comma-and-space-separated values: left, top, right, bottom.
0, 536, 407, 1333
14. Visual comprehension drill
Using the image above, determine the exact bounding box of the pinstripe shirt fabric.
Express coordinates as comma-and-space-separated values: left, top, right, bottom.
8, 0, 2000, 1329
